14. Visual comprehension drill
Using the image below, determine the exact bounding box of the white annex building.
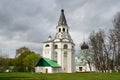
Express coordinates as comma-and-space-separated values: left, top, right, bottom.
35, 9, 75, 73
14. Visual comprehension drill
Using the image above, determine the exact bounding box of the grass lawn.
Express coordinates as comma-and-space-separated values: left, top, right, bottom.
0, 72, 119, 80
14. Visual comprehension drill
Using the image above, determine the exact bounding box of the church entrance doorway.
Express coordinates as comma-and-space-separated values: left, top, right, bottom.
79, 67, 82, 72
45, 68, 48, 73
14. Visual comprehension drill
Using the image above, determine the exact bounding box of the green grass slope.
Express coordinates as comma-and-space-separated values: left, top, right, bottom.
0, 72, 119, 80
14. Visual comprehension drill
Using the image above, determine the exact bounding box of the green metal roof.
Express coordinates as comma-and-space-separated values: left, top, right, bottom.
76, 61, 87, 66
36, 58, 61, 67
76, 52, 92, 58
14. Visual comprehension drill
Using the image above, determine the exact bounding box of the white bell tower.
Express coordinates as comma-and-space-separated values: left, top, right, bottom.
42, 9, 75, 73
53, 9, 75, 73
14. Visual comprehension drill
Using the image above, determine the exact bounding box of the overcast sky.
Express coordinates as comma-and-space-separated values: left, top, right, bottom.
0, 0, 120, 58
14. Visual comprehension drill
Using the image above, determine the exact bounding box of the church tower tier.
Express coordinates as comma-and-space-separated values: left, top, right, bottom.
54, 9, 73, 43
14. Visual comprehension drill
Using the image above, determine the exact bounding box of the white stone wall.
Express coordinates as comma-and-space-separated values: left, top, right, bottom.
35, 67, 53, 73
72, 51, 76, 72
76, 66, 87, 72
35, 67, 62, 73
53, 42, 75, 73
42, 42, 54, 59
35, 67, 45, 73
52, 68, 62, 73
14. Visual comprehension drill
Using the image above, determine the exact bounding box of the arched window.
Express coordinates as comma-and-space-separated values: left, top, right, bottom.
54, 45, 58, 49
64, 44, 68, 49
45, 44, 50, 47
59, 28, 61, 32
63, 28, 65, 32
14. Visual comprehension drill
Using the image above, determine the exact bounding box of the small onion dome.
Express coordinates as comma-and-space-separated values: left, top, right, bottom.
81, 42, 89, 50
48, 35, 52, 41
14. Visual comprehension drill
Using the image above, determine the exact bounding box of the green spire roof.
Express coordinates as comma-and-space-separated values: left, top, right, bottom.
36, 58, 61, 67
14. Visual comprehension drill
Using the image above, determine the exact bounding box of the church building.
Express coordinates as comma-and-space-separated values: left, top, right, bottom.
75, 42, 96, 72
35, 9, 75, 73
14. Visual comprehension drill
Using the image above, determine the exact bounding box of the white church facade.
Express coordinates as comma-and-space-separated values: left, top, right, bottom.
35, 9, 75, 73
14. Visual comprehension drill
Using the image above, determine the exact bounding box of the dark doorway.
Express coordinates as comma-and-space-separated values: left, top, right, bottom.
45, 68, 48, 73
79, 67, 82, 72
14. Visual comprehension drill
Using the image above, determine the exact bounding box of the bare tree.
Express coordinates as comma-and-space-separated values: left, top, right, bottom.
108, 29, 117, 71
88, 12, 120, 73
110, 12, 120, 72
89, 30, 111, 72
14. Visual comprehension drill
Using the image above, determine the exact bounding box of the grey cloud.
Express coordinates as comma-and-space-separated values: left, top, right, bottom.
0, 0, 120, 57
67, 0, 120, 33
0, 0, 57, 43
55, 0, 89, 11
